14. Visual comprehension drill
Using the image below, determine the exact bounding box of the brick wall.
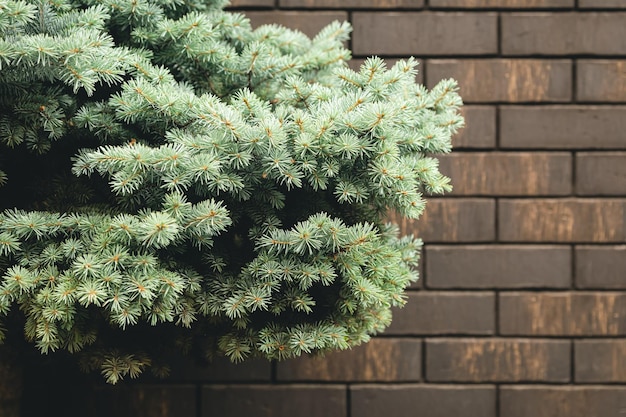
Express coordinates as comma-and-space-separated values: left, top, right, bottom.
42, 2, 626, 416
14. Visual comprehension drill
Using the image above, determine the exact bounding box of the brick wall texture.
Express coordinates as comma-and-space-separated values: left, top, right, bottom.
53, 2, 626, 417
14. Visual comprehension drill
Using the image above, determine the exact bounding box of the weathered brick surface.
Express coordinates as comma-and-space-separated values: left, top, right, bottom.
351, 385, 496, 417
500, 386, 626, 417
280, 0, 424, 8
276, 338, 421, 381
500, 292, 626, 336
352, 13, 497, 56
578, 61, 626, 102
579, 0, 626, 8
575, 340, 626, 382
452, 106, 496, 148
427, 60, 572, 102
438, 153, 572, 196
431, 0, 573, 7
426, 339, 571, 382
498, 199, 626, 242
385, 292, 495, 334
245, 11, 348, 37
426, 245, 571, 288
202, 385, 346, 417
90, 386, 197, 417
502, 13, 626, 55
576, 153, 626, 195
500, 106, 626, 149
389, 199, 495, 242
576, 246, 626, 289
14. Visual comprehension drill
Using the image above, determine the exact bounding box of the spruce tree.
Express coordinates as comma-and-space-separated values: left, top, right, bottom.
0, 0, 463, 384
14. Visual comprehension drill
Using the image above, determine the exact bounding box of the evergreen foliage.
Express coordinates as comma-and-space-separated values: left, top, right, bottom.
0, 0, 463, 383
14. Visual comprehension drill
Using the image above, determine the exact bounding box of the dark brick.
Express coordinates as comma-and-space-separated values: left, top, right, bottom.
500, 386, 626, 417
500, 292, 626, 336
245, 11, 348, 38
389, 199, 496, 242
500, 106, 626, 149
502, 13, 626, 55
576, 153, 626, 195
91, 385, 196, 417
349, 58, 424, 85
280, 0, 424, 8
499, 199, 626, 242
352, 12, 497, 56
578, 61, 626, 102
576, 245, 626, 289
579, 0, 626, 8
438, 153, 572, 196
427, 60, 572, 102
166, 356, 271, 382
351, 384, 496, 417
431, 0, 573, 7
575, 340, 626, 382
202, 385, 346, 417
453, 106, 496, 148
385, 292, 495, 335
426, 245, 571, 288
276, 338, 421, 382
426, 339, 570, 382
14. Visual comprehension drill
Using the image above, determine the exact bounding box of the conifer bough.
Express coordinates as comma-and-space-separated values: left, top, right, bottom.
0, 0, 463, 384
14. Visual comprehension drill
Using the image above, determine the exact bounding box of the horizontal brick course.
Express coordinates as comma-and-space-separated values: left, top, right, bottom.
431, 0, 573, 7
202, 385, 346, 417
165, 356, 271, 382
351, 385, 496, 417
276, 338, 421, 381
426, 245, 571, 288
228, 0, 274, 7
389, 199, 496, 242
499, 292, 626, 336
245, 11, 348, 37
426, 339, 571, 382
579, 0, 626, 8
577, 61, 626, 102
576, 152, 626, 195
280, 0, 424, 8
575, 340, 626, 382
352, 12, 497, 56
90, 385, 196, 417
427, 59, 572, 102
502, 13, 626, 55
500, 106, 626, 149
438, 152, 572, 196
453, 106, 496, 148
385, 292, 495, 334
576, 246, 626, 289
498, 199, 626, 242
500, 386, 626, 417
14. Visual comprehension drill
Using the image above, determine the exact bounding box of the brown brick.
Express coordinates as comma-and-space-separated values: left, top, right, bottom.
389, 199, 495, 242
500, 106, 626, 149
431, 0, 573, 7
227, 0, 274, 7
352, 12, 497, 56
576, 153, 626, 195
349, 58, 424, 85
578, 61, 626, 102
351, 385, 496, 417
245, 11, 348, 38
91, 385, 196, 417
438, 153, 572, 196
575, 340, 626, 382
426, 245, 571, 288
427, 60, 572, 102
576, 245, 626, 289
426, 339, 570, 382
166, 356, 271, 382
499, 199, 626, 242
385, 292, 495, 335
500, 386, 626, 417
202, 385, 346, 417
579, 0, 626, 8
280, 0, 424, 8
502, 13, 626, 55
453, 106, 496, 148
276, 338, 421, 382
500, 292, 626, 336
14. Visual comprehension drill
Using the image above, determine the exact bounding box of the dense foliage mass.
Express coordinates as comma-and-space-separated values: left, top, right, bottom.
0, 0, 462, 383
